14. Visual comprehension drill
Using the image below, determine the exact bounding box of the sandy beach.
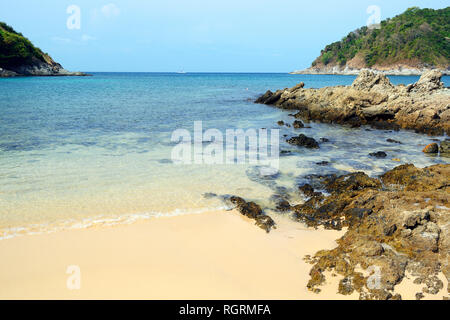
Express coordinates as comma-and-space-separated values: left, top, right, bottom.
0, 210, 356, 300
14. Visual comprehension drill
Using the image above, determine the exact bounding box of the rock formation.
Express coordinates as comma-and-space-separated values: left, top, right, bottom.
256, 70, 450, 135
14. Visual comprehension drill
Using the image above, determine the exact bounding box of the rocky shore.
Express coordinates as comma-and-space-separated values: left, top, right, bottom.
251, 71, 450, 299
0, 62, 89, 77
230, 163, 449, 299
256, 70, 450, 136
297, 164, 449, 299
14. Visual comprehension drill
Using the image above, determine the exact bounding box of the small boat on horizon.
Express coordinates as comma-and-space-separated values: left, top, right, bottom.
176, 69, 187, 74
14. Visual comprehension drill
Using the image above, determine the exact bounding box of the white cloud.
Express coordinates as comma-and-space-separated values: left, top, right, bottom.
101, 3, 120, 18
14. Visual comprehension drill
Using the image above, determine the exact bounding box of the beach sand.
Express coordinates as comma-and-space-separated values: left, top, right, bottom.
0, 210, 357, 300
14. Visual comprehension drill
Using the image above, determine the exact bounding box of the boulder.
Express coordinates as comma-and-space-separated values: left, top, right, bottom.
422, 143, 439, 154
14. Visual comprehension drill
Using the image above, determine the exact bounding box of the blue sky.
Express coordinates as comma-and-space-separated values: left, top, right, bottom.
0, 0, 448, 72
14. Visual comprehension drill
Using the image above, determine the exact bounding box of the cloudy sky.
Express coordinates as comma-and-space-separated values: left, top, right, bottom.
0, 0, 447, 72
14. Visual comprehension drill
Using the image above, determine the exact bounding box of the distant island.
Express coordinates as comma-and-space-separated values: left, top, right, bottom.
0, 22, 88, 77
292, 7, 450, 75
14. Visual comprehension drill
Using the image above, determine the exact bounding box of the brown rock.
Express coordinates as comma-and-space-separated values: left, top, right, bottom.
423, 143, 439, 153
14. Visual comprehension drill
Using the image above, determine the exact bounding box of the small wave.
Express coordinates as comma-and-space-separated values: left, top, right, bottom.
0, 206, 228, 241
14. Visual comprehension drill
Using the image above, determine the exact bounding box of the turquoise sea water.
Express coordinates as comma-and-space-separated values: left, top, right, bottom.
0, 73, 449, 238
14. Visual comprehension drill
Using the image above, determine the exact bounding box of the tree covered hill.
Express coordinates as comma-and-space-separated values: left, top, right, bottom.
0, 22, 85, 76
0, 22, 49, 69
308, 7, 449, 72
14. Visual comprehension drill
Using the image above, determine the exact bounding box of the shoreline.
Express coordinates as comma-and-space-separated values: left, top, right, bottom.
0, 210, 352, 299
290, 68, 450, 76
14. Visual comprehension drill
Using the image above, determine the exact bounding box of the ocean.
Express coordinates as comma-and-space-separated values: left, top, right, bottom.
0, 73, 448, 239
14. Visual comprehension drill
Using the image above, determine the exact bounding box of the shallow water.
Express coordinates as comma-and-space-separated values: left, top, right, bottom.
0, 73, 448, 239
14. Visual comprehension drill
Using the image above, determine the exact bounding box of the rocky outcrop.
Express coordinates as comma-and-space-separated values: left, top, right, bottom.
0, 68, 18, 77
229, 196, 276, 233
256, 70, 450, 135
0, 56, 88, 77
296, 164, 450, 299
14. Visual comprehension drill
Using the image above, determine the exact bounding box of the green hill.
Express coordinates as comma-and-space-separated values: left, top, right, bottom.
0, 22, 48, 69
0, 22, 85, 76
308, 7, 449, 72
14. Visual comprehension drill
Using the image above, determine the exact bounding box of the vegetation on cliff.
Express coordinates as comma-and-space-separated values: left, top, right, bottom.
312, 7, 450, 69
0, 22, 47, 69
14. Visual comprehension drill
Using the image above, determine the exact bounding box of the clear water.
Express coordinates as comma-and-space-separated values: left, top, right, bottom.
0, 73, 448, 239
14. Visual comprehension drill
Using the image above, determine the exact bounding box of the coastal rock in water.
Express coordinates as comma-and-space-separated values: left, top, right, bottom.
255, 90, 273, 104
369, 151, 387, 158
229, 196, 261, 218
287, 134, 319, 149
275, 199, 291, 212
293, 120, 304, 129
422, 143, 439, 154
229, 196, 275, 232
386, 138, 402, 144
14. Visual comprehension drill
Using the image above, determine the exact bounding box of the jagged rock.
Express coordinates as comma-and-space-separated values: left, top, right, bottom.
351, 70, 394, 91
255, 90, 273, 104
409, 70, 444, 92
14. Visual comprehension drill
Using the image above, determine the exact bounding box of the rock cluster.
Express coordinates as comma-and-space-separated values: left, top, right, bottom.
295, 164, 449, 299
256, 70, 450, 135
